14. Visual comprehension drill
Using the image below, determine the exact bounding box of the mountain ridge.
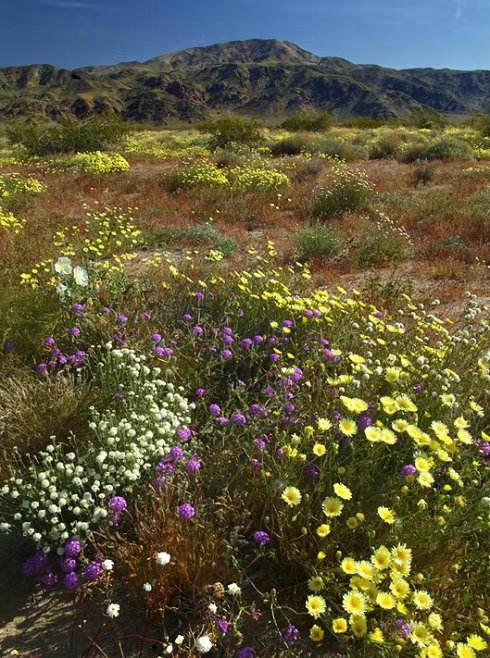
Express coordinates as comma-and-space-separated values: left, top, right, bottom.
1, 39, 489, 122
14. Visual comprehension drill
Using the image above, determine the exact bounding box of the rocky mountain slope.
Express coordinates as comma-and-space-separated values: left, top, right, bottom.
1, 39, 489, 122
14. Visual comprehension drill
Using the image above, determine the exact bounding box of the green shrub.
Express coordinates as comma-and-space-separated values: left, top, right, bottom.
228, 165, 289, 192
312, 166, 373, 220
6, 114, 129, 156
54, 151, 129, 174
368, 134, 402, 159
280, 111, 332, 132
201, 116, 263, 151
421, 137, 474, 161
294, 225, 341, 259
290, 157, 325, 182
270, 134, 313, 156
164, 161, 229, 191
397, 141, 428, 163
406, 108, 449, 129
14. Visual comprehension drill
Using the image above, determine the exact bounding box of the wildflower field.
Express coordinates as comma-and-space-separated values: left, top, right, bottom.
0, 118, 489, 657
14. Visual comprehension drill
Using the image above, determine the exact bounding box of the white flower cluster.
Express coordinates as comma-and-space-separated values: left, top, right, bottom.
0, 347, 190, 552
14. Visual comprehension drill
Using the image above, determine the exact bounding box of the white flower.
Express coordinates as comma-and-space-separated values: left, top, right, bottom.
208, 602, 218, 614
106, 603, 120, 618
54, 256, 73, 276
101, 559, 114, 571
227, 582, 241, 596
155, 551, 171, 566
195, 635, 213, 653
143, 582, 152, 592
73, 265, 89, 287
164, 644, 173, 655
174, 635, 184, 646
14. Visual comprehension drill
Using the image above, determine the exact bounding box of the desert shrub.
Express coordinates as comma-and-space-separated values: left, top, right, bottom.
368, 134, 403, 159
6, 114, 129, 156
164, 161, 229, 191
294, 225, 341, 259
422, 138, 474, 161
355, 211, 413, 268
312, 137, 349, 159
228, 165, 290, 192
0, 173, 46, 199
412, 161, 435, 187
312, 164, 373, 220
290, 157, 325, 182
397, 141, 428, 163
281, 111, 332, 132
407, 108, 449, 129
52, 151, 129, 175
0, 205, 24, 233
270, 133, 313, 156
144, 223, 221, 248
201, 116, 263, 151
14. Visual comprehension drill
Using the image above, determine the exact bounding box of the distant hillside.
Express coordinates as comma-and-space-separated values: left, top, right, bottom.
1, 39, 489, 122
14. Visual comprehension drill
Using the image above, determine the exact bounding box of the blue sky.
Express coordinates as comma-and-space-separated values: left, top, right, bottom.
1, 0, 489, 70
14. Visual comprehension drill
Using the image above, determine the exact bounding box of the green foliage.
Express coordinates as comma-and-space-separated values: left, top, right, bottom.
280, 111, 332, 132
421, 137, 474, 161
201, 115, 263, 151
407, 108, 449, 129
368, 134, 403, 159
270, 133, 313, 156
6, 114, 129, 156
53, 151, 130, 175
312, 164, 373, 220
227, 165, 289, 192
294, 225, 341, 259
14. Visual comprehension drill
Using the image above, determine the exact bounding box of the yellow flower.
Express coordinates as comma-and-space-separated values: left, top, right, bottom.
369, 628, 385, 644
457, 644, 476, 658
342, 590, 367, 615
339, 418, 358, 437
334, 483, 352, 500
357, 561, 376, 580
281, 486, 302, 507
313, 443, 326, 457
322, 497, 344, 517
390, 578, 410, 599
317, 418, 332, 431
340, 396, 368, 414
306, 595, 326, 619
413, 590, 433, 610
428, 613, 443, 632
341, 557, 357, 574
376, 592, 396, 609
372, 546, 391, 570
380, 396, 399, 415
365, 426, 382, 442
412, 623, 431, 647
377, 506, 395, 524
380, 428, 397, 445
467, 634, 487, 651
350, 614, 367, 638
418, 471, 435, 488
308, 576, 325, 592
426, 644, 443, 658
316, 524, 331, 538
392, 544, 412, 566
332, 618, 348, 633
415, 456, 431, 472
309, 624, 324, 642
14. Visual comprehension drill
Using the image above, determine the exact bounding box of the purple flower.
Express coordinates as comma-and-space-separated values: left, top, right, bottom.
168, 446, 185, 461
221, 349, 233, 360
209, 403, 221, 417
394, 619, 412, 639
178, 503, 196, 520
237, 648, 256, 658
3, 341, 16, 354
253, 531, 271, 548
64, 539, 82, 558
304, 463, 320, 479
401, 464, 417, 479
23, 550, 49, 576
62, 558, 77, 573
281, 624, 300, 648
241, 338, 253, 350
193, 325, 204, 336
177, 426, 192, 443
182, 313, 193, 322
216, 416, 229, 426
223, 327, 233, 336
108, 496, 128, 526
186, 458, 202, 475
117, 314, 128, 325
270, 353, 280, 363
70, 327, 81, 337
250, 458, 262, 472
253, 335, 264, 345
83, 561, 103, 582
71, 303, 85, 315
217, 619, 231, 635
223, 335, 234, 346
195, 387, 206, 398
151, 333, 162, 343
36, 363, 48, 376
41, 571, 58, 587
152, 476, 166, 489
231, 412, 247, 427
63, 572, 79, 590
153, 346, 173, 358
144, 311, 153, 320
195, 291, 205, 302
43, 336, 56, 348
357, 415, 373, 430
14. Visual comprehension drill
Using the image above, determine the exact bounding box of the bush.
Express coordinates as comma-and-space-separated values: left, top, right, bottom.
406, 108, 449, 129
6, 114, 129, 156
201, 116, 263, 151
421, 137, 474, 161
294, 225, 341, 260
412, 162, 434, 187
312, 165, 373, 220
280, 111, 332, 132
270, 134, 313, 157
368, 134, 402, 159
164, 161, 229, 191
228, 165, 289, 192
53, 151, 129, 175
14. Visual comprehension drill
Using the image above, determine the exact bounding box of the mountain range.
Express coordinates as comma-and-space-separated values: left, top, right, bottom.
1, 39, 489, 122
